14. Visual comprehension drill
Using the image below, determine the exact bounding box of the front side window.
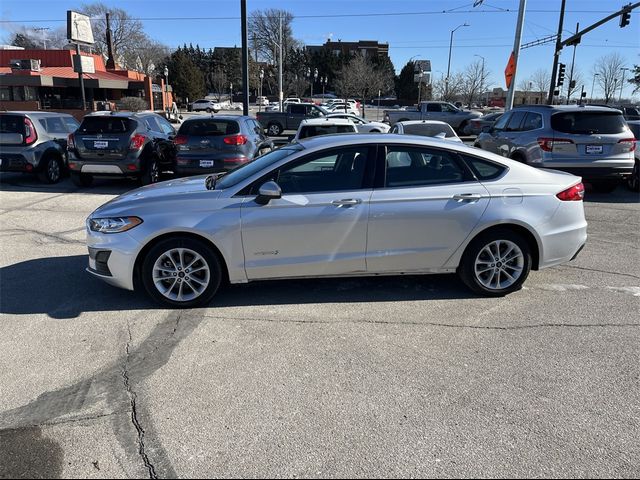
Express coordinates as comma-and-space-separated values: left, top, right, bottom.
290, 105, 306, 115
492, 113, 511, 131
426, 103, 442, 112
274, 147, 371, 194
505, 111, 527, 131
441, 103, 458, 113
385, 146, 468, 188
520, 112, 543, 131
145, 116, 162, 132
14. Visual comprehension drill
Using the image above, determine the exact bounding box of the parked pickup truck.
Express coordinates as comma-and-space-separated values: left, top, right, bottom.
256, 103, 328, 136
383, 101, 482, 133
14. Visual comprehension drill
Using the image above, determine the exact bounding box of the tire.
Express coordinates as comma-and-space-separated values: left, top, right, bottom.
591, 180, 618, 194
626, 160, 639, 192
213, 109, 219, 114
37, 154, 63, 184
206, 108, 212, 113
510, 152, 526, 163
141, 236, 222, 308
267, 123, 283, 136
457, 121, 468, 135
458, 228, 532, 297
70, 172, 93, 187
140, 157, 160, 186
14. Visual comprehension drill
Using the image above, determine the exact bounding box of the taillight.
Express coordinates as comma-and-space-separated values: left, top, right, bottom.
24, 117, 37, 145
130, 134, 146, 151
618, 137, 636, 152
556, 182, 585, 201
223, 157, 249, 164
67, 133, 75, 150
223, 134, 248, 145
537, 137, 574, 152
173, 135, 188, 145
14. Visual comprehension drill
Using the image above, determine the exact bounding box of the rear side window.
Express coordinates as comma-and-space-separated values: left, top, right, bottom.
426, 103, 442, 112
178, 120, 240, 136
460, 154, 506, 180
39, 117, 68, 134
298, 124, 355, 139
79, 117, 135, 134
505, 111, 527, 131
551, 111, 627, 134
0, 114, 25, 135
385, 146, 467, 187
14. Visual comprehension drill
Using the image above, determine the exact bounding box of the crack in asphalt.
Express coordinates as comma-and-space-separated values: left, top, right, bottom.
0, 228, 84, 245
200, 314, 640, 331
122, 320, 158, 480
557, 265, 640, 280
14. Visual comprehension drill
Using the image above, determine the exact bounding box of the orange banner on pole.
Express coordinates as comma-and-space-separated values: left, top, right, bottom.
504, 52, 516, 89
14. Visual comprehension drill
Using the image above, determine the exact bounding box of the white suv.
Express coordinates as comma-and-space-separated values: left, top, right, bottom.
293, 118, 357, 142
190, 99, 223, 113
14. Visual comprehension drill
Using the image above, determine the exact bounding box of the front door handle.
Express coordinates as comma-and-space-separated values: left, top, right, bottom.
452, 193, 482, 202
331, 198, 362, 207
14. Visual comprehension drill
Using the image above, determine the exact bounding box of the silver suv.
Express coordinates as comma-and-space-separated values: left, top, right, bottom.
474, 105, 636, 192
0, 111, 80, 183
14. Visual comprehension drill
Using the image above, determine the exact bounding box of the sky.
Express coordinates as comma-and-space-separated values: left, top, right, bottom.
1, 0, 638, 99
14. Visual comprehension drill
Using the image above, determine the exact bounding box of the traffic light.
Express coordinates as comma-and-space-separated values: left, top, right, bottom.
620, 8, 631, 28
557, 63, 566, 86
581, 91, 587, 98
569, 79, 576, 89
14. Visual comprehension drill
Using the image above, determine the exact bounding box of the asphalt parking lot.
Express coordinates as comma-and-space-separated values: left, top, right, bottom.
0, 171, 638, 478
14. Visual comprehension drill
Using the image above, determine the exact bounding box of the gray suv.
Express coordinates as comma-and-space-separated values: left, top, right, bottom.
474, 105, 635, 192
0, 111, 80, 183
68, 112, 177, 187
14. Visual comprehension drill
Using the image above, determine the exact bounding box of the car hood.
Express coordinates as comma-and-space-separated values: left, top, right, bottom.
92, 175, 221, 216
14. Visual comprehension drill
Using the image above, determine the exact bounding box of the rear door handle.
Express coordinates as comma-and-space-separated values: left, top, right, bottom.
331, 198, 362, 207
452, 193, 482, 202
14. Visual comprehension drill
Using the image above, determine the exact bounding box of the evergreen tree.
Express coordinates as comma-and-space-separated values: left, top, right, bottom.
166, 50, 206, 101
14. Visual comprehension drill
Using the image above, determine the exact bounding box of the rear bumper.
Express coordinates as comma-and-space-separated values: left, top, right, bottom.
538, 166, 633, 180
68, 152, 141, 176
174, 155, 250, 175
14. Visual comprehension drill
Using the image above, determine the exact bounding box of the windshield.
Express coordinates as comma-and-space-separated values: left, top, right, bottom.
216, 145, 303, 189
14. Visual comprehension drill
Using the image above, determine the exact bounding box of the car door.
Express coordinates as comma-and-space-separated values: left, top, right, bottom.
155, 115, 177, 166
501, 110, 527, 157
367, 144, 490, 272
478, 112, 511, 155
240, 145, 376, 280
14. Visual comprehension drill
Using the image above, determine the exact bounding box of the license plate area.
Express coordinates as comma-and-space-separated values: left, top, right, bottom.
94, 141, 109, 149
200, 160, 214, 167
585, 144, 603, 154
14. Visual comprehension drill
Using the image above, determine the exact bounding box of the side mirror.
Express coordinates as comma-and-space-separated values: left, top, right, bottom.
481, 125, 492, 134
179, 114, 184, 120
255, 180, 282, 205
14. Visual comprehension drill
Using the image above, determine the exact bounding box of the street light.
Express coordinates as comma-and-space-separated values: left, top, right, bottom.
163, 66, 169, 116
259, 68, 264, 112
446, 23, 469, 99
474, 54, 486, 105
312, 68, 318, 100
321, 75, 328, 98
620, 67, 631, 102
590, 73, 599, 103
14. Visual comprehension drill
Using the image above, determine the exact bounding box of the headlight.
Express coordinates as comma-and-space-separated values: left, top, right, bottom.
88, 216, 143, 234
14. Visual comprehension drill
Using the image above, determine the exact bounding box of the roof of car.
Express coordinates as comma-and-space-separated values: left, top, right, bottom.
513, 104, 622, 113
182, 115, 249, 122
396, 120, 451, 126
299, 117, 356, 126
0, 111, 76, 118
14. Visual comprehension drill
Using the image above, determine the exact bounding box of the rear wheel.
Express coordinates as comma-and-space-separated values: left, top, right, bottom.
626, 161, 639, 192
37, 154, 63, 184
267, 123, 283, 136
457, 121, 468, 135
206, 108, 212, 113
458, 229, 532, 297
141, 237, 222, 308
140, 157, 160, 185
70, 172, 93, 187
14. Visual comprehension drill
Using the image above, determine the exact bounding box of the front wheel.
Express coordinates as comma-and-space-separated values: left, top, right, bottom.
206, 108, 212, 113
267, 123, 283, 136
141, 237, 222, 308
140, 158, 159, 185
458, 229, 532, 297
626, 161, 639, 192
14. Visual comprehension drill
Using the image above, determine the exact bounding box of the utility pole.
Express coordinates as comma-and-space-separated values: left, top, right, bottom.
566, 23, 579, 105
505, 0, 527, 111
278, 13, 283, 112
34, 27, 49, 49
620, 67, 631, 101
548, 0, 567, 104
240, 0, 249, 115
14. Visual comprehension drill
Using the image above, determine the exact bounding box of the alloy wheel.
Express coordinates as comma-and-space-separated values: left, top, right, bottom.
152, 248, 210, 302
474, 240, 524, 290
48, 158, 60, 182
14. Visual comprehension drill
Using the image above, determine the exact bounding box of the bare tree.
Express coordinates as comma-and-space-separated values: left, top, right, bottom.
334, 52, 393, 115
80, 3, 148, 69
209, 68, 228, 101
530, 68, 551, 98
565, 64, 585, 102
132, 38, 170, 77
432, 72, 464, 102
249, 9, 298, 65
461, 60, 491, 106
5, 25, 67, 49
284, 73, 308, 98
593, 53, 626, 103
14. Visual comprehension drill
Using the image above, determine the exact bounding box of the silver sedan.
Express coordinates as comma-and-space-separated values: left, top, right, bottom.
86, 134, 588, 308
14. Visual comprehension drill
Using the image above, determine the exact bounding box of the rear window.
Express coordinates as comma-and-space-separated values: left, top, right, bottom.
79, 117, 135, 134
403, 123, 456, 138
298, 124, 355, 139
178, 119, 240, 136
0, 114, 25, 135
550, 111, 627, 135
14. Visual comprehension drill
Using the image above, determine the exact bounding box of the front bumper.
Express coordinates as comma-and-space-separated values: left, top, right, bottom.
86, 229, 142, 291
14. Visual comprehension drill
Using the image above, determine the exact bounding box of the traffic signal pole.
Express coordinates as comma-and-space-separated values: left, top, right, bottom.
566, 23, 579, 105
547, 0, 567, 104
